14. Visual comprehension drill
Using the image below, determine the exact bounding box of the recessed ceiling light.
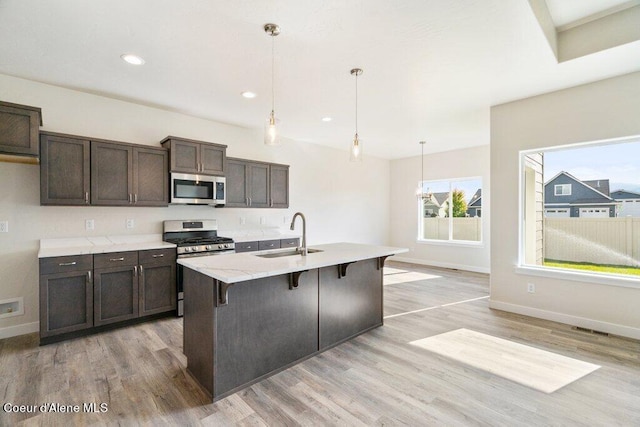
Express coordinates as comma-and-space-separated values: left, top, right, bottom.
120, 54, 145, 65
321, 117, 332, 122
241, 91, 257, 99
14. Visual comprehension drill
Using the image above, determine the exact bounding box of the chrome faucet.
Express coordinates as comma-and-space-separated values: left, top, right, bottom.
289, 212, 307, 256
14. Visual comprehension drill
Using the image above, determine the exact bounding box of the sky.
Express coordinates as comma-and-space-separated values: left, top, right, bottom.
543, 139, 640, 193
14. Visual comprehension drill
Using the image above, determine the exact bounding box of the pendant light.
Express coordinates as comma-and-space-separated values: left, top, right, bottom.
349, 68, 363, 161
264, 23, 281, 146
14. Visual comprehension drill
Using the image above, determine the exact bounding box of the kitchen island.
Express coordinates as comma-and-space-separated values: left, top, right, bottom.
179, 242, 407, 401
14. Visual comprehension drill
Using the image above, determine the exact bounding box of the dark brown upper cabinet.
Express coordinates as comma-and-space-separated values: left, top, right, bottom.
226, 157, 289, 208
161, 136, 227, 176
40, 132, 90, 205
0, 101, 42, 157
39, 131, 167, 206
91, 140, 168, 206
269, 164, 289, 208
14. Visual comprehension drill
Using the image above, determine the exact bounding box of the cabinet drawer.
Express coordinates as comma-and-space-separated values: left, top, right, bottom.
139, 248, 176, 265
280, 238, 300, 248
235, 241, 259, 253
258, 240, 281, 250
40, 255, 93, 275
94, 251, 138, 269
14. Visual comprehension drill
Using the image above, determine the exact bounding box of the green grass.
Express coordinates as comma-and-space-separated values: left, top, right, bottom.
544, 259, 640, 277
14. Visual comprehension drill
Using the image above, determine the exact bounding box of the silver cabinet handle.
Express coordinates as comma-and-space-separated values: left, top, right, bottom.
249, 197, 252, 206
134, 265, 138, 277
85, 192, 89, 204
59, 261, 77, 266
110, 257, 125, 262
134, 194, 138, 204
270, 198, 273, 207
86, 271, 92, 284
139, 265, 144, 276
152, 254, 164, 258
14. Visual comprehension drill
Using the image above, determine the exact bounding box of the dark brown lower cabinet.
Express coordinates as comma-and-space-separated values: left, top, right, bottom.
139, 249, 176, 316
40, 248, 176, 343
39, 255, 93, 338
94, 265, 139, 326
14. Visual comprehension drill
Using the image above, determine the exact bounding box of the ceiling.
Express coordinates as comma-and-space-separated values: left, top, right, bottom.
1, 0, 639, 159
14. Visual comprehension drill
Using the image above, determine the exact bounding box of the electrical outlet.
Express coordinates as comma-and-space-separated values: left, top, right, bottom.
0, 221, 8, 233
527, 283, 535, 293
240, 217, 246, 225
85, 219, 95, 231
126, 219, 135, 229
260, 217, 266, 225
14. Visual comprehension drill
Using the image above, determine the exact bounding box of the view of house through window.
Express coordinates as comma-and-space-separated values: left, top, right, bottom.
521, 137, 640, 278
418, 177, 482, 243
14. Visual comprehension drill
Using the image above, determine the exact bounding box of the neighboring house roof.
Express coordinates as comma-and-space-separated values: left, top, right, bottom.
544, 171, 615, 202
431, 192, 449, 206
611, 189, 640, 199
583, 179, 610, 196
468, 189, 481, 207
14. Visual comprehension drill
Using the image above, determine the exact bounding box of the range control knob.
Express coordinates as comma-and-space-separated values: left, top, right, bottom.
184, 247, 192, 252
218, 244, 223, 249
224, 244, 230, 249
206, 245, 212, 250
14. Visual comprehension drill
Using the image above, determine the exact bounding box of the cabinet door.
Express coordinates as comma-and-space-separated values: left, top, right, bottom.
139, 262, 176, 316
139, 248, 176, 316
249, 162, 270, 208
40, 134, 90, 205
91, 141, 133, 205
40, 270, 93, 337
0, 102, 41, 156
170, 139, 200, 174
94, 265, 139, 326
225, 159, 250, 207
269, 164, 289, 208
133, 147, 168, 206
200, 144, 226, 175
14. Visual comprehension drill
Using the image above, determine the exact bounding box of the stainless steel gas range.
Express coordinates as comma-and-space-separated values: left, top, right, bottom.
163, 219, 234, 316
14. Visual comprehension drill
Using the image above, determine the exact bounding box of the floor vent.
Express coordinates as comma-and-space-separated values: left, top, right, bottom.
574, 326, 609, 336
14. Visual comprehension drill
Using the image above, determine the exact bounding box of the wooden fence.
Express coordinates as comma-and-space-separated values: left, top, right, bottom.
544, 217, 640, 267
422, 218, 482, 241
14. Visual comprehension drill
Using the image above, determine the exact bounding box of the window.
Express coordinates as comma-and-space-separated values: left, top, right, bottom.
418, 177, 482, 243
554, 184, 571, 196
520, 136, 640, 279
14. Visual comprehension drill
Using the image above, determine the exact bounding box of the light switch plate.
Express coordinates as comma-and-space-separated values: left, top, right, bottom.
85, 219, 95, 231
126, 219, 135, 229
0, 221, 8, 233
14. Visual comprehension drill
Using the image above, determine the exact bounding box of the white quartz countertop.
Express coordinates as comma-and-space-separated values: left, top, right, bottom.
178, 242, 408, 283
39, 234, 176, 258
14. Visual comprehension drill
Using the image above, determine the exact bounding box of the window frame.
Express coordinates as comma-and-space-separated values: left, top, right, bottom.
417, 176, 483, 246
554, 184, 571, 196
518, 135, 640, 287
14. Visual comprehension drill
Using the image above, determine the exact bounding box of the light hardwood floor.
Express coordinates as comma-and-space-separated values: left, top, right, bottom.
1, 261, 639, 426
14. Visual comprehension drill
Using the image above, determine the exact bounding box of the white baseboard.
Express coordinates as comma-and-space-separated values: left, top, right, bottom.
0, 321, 39, 340
392, 256, 490, 274
489, 300, 640, 341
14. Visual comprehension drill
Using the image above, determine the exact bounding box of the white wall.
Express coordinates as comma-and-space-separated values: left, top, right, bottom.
389, 145, 490, 273
490, 71, 640, 339
0, 74, 390, 337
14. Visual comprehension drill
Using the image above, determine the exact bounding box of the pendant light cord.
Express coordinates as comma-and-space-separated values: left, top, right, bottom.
271, 34, 275, 113
355, 72, 358, 135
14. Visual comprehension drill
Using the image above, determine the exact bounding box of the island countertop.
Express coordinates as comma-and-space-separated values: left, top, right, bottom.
178, 242, 408, 283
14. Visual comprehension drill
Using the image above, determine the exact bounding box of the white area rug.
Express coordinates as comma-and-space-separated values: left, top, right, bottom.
410, 328, 600, 393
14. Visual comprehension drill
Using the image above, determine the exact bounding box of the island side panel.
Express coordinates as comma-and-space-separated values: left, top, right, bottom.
319, 258, 383, 350
183, 267, 215, 397
214, 269, 319, 398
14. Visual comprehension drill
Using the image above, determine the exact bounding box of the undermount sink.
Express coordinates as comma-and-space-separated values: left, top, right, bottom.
256, 248, 323, 258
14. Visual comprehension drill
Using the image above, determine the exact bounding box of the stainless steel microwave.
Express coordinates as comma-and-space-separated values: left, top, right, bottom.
170, 173, 225, 206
